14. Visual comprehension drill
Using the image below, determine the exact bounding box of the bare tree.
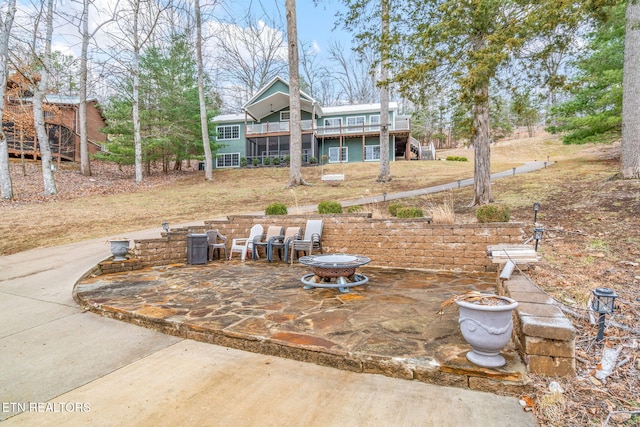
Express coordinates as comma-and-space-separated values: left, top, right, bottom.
32, 0, 57, 195
328, 41, 376, 104
621, 0, 640, 179
75, 0, 117, 176
299, 40, 329, 100
106, 0, 165, 183
377, 0, 391, 182
213, 8, 287, 109
194, 0, 214, 180
285, 0, 308, 187
0, 0, 17, 200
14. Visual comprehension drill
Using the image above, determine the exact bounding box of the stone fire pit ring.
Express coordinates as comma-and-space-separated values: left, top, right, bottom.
298, 254, 371, 293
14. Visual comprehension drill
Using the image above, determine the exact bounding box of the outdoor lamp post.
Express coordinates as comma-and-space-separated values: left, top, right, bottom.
162, 222, 169, 233
533, 226, 544, 251
533, 202, 541, 223
591, 287, 618, 343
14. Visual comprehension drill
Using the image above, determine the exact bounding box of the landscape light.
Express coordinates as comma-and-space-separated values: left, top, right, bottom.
162, 222, 169, 233
591, 288, 618, 343
533, 202, 541, 223
533, 226, 544, 251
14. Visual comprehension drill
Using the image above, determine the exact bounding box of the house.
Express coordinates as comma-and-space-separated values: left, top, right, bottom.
2, 93, 107, 163
212, 77, 427, 169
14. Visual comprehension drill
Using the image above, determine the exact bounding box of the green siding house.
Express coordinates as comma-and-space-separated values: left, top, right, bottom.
212, 76, 423, 168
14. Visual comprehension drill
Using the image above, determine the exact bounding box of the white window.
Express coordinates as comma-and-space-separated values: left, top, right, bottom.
216, 125, 240, 140
216, 152, 240, 168
369, 115, 380, 131
365, 145, 380, 161
328, 146, 348, 163
280, 111, 290, 121
346, 116, 365, 132
323, 118, 342, 129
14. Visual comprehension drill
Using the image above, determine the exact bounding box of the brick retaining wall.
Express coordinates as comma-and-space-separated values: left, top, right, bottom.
497, 273, 576, 377
97, 214, 575, 378
131, 214, 525, 271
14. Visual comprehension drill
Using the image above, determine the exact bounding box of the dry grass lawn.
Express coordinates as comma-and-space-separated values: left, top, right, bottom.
0, 133, 586, 256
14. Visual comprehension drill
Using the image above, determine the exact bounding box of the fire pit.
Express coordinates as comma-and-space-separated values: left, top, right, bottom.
298, 254, 371, 293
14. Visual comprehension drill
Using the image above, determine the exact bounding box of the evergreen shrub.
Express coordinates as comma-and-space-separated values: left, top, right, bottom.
476, 204, 511, 223
318, 201, 343, 214
265, 203, 288, 215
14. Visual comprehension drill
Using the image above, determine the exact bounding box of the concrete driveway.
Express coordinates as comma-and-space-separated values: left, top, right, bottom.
0, 226, 538, 426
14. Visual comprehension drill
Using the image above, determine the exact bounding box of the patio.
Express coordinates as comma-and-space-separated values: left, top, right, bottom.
74, 260, 531, 396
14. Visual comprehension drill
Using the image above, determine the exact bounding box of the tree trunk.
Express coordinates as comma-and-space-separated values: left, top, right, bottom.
285, 0, 308, 187
195, 0, 213, 180
471, 83, 492, 205
0, 0, 17, 200
132, 0, 143, 183
377, 0, 391, 183
34, 0, 57, 196
79, 0, 91, 176
621, 0, 640, 179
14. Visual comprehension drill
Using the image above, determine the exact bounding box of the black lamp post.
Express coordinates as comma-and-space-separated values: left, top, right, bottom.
533, 226, 544, 251
162, 222, 169, 233
591, 288, 618, 343
533, 202, 541, 223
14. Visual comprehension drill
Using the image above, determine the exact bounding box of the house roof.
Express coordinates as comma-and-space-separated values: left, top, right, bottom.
242, 76, 322, 121
20, 95, 99, 105
214, 113, 245, 123
322, 102, 398, 116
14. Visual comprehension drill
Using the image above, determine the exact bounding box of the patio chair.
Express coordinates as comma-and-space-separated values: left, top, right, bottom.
267, 226, 302, 262
251, 225, 283, 260
206, 229, 227, 261
228, 224, 263, 261
289, 219, 323, 263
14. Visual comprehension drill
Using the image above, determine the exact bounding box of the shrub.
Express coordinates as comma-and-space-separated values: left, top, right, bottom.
265, 202, 288, 215
284, 155, 290, 163
388, 203, 403, 217
347, 205, 363, 213
321, 155, 328, 164
263, 157, 271, 166
476, 204, 511, 223
272, 157, 281, 165
446, 156, 468, 162
252, 158, 260, 167
309, 156, 318, 164
396, 207, 424, 218
318, 201, 343, 214
240, 157, 247, 167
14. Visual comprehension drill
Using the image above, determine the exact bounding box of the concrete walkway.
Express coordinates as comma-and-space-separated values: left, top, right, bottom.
0, 166, 544, 426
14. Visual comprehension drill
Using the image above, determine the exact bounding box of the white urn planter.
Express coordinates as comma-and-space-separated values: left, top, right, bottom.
456, 294, 518, 368
108, 239, 130, 261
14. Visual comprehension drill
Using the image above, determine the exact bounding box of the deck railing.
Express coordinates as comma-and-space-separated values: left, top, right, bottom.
245, 118, 410, 136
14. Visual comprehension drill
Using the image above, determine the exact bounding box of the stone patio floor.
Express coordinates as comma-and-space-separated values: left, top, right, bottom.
74, 259, 531, 395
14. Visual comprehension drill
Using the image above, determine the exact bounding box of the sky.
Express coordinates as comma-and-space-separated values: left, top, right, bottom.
238, 0, 354, 62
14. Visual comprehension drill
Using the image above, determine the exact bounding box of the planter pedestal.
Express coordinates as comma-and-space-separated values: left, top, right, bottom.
456, 296, 518, 368
109, 239, 130, 261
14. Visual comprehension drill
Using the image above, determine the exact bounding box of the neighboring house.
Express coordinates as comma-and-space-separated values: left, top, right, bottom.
2, 94, 107, 163
212, 76, 426, 169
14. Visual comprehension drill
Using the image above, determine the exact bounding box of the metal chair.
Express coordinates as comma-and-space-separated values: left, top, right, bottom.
206, 230, 227, 261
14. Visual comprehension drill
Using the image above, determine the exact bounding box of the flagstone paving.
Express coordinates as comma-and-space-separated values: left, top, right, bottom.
75, 260, 531, 395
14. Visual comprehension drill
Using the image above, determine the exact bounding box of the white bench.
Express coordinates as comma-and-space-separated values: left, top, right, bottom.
321, 174, 344, 185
